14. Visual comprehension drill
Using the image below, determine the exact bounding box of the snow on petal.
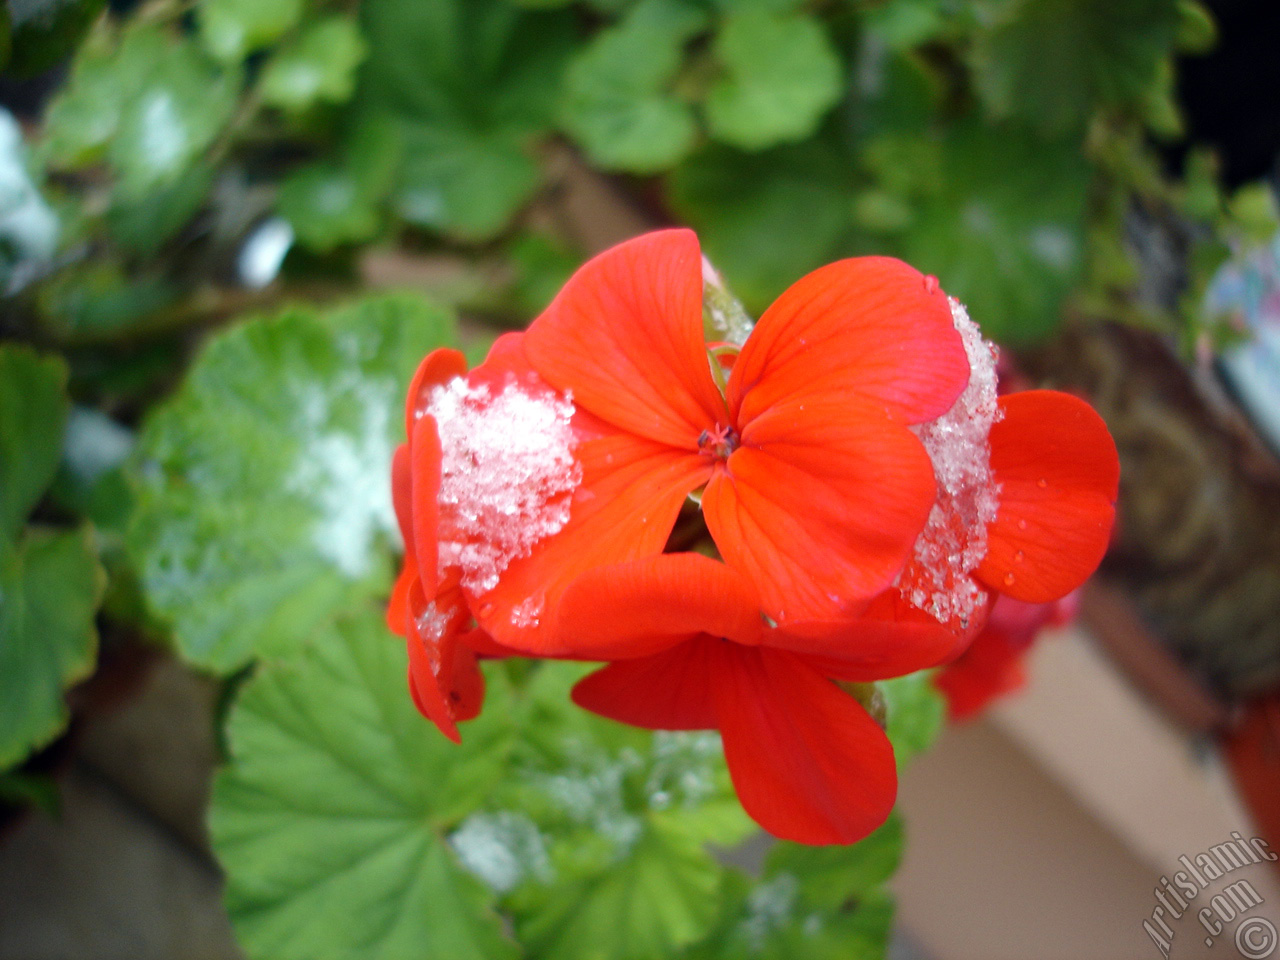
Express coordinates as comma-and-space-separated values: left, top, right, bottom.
900, 298, 1001, 628
424, 375, 582, 594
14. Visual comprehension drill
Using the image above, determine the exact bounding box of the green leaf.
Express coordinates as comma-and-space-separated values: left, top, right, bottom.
0, 770, 60, 815
506, 232, 583, 316
260, 17, 367, 112
706, 0, 802, 11
198, 0, 304, 63
1175, 0, 1216, 54
4, 0, 104, 76
879, 670, 945, 766
705, 11, 842, 151
764, 815, 902, 912
687, 811, 902, 960
682, 860, 895, 960
0, 528, 103, 769
278, 167, 376, 252
35, 262, 179, 342
860, 0, 976, 49
483, 662, 753, 960
42, 24, 238, 198
129, 294, 455, 671
892, 121, 1091, 343
211, 613, 518, 960
278, 117, 400, 252
516, 814, 723, 960
51, 407, 136, 534
360, 0, 576, 239
560, 0, 707, 173
0, 346, 70, 539
106, 166, 213, 256
669, 139, 857, 312
970, 0, 1182, 137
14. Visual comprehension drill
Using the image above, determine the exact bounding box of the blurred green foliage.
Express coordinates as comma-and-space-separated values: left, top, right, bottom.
0, 0, 1268, 956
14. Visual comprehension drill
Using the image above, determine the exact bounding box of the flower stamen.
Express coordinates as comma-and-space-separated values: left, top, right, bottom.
697, 423, 739, 460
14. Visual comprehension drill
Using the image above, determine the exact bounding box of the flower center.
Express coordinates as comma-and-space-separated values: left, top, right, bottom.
697, 423, 739, 460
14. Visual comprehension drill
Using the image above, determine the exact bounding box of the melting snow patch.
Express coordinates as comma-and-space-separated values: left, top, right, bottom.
449, 811, 552, 894
425, 377, 581, 593
902, 298, 1001, 627
289, 376, 400, 579
535, 736, 644, 855
644, 731, 723, 811
739, 873, 800, 952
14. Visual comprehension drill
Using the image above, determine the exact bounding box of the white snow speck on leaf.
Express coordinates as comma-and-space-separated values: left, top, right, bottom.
449, 811, 552, 894
288, 377, 400, 580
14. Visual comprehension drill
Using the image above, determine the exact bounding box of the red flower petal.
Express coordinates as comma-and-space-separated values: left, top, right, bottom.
391, 443, 412, 550
407, 662, 458, 743
524, 229, 728, 448
703, 397, 937, 621
764, 614, 965, 682
404, 348, 467, 438
557, 553, 763, 659
471, 432, 711, 654
387, 442, 416, 635
465, 332, 554, 399
714, 645, 897, 845
728, 257, 969, 428
405, 578, 473, 743
933, 622, 1030, 722
446, 638, 487, 723
571, 638, 719, 731
409, 414, 441, 598
386, 558, 416, 636
978, 391, 1119, 603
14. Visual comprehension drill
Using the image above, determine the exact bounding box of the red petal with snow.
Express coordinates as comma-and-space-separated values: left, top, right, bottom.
714, 645, 897, 845
524, 229, 727, 448
405, 578, 472, 742
728, 257, 969, 428
703, 397, 937, 622
409, 415, 441, 598
571, 638, 719, 730
557, 553, 763, 659
404, 348, 467, 438
387, 443, 416, 635
978, 391, 1119, 603
471, 431, 711, 654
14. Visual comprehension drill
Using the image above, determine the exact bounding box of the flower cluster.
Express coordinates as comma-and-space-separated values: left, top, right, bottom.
385, 229, 1119, 845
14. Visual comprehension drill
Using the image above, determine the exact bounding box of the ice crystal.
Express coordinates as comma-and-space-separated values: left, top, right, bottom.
902, 299, 1001, 627
423, 377, 581, 594
510, 595, 543, 629
413, 601, 452, 677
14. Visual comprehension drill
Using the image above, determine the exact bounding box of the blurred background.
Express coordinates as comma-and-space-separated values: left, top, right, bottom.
2, 0, 1280, 958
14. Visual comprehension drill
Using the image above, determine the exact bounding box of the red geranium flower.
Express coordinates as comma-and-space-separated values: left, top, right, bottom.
387, 228, 1120, 845
473, 228, 973, 650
